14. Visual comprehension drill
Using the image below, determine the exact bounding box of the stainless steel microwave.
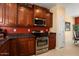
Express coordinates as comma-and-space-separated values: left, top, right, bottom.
33, 18, 46, 26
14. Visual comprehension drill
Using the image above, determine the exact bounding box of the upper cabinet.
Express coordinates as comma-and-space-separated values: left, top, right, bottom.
34, 5, 52, 27
0, 4, 4, 25
18, 4, 33, 27
4, 4, 17, 26
45, 12, 53, 27
34, 5, 46, 19
0, 3, 53, 27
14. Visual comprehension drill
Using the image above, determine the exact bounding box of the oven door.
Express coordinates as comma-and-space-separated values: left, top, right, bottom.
36, 37, 48, 47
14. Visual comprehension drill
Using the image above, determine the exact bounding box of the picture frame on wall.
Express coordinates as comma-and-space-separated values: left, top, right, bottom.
65, 22, 70, 31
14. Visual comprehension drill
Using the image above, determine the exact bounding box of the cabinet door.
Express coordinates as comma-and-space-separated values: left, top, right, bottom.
8, 4, 17, 26
49, 37, 56, 50
0, 41, 9, 56
17, 38, 35, 56
9, 39, 17, 56
0, 4, 6, 26
27, 38, 35, 55
5, 3, 17, 26
4, 4, 9, 25
26, 8, 33, 26
17, 38, 28, 56
34, 5, 45, 18
18, 6, 27, 26
18, 5, 33, 27
0, 4, 3, 24
49, 33, 56, 50
45, 12, 52, 27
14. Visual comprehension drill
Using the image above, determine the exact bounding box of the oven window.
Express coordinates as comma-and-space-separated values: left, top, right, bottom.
37, 40, 47, 46
37, 37, 48, 46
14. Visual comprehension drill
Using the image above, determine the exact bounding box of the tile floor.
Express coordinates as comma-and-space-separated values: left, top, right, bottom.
38, 38, 79, 56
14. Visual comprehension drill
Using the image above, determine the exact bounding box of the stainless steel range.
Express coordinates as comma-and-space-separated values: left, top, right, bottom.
32, 30, 48, 55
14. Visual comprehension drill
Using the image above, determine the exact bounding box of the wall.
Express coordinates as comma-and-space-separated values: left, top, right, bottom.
50, 6, 57, 33
63, 4, 75, 45
63, 3, 79, 17
65, 15, 75, 44
49, 3, 79, 33
50, 4, 75, 48
50, 4, 65, 48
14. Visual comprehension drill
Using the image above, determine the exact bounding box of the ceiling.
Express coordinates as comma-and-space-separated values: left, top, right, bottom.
34, 3, 56, 9
33, 3, 79, 17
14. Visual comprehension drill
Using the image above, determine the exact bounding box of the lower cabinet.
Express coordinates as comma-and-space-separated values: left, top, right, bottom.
49, 33, 56, 50
27, 38, 36, 55
9, 39, 17, 56
17, 37, 35, 56
0, 37, 35, 56
0, 40, 9, 56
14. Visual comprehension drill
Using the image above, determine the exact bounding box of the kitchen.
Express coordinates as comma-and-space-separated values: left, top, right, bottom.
0, 3, 56, 56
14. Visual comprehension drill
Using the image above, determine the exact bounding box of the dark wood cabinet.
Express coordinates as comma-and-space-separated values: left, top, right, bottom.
18, 4, 33, 27
9, 39, 17, 56
4, 4, 17, 26
0, 3, 34, 27
0, 3, 53, 27
17, 37, 35, 56
0, 40, 9, 56
27, 38, 35, 55
17, 38, 28, 56
49, 33, 56, 50
34, 5, 46, 18
45, 12, 52, 27
3, 4, 8, 25
0, 4, 3, 23
34, 5, 52, 27
0, 3, 54, 56
0, 4, 4, 25
8, 4, 17, 26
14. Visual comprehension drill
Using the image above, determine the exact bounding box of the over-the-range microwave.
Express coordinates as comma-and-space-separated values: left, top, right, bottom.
33, 18, 46, 27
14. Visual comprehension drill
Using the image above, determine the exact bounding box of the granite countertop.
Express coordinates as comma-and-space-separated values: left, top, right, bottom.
7, 33, 35, 39
0, 38, 9, 46
0, 33, 35, 46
